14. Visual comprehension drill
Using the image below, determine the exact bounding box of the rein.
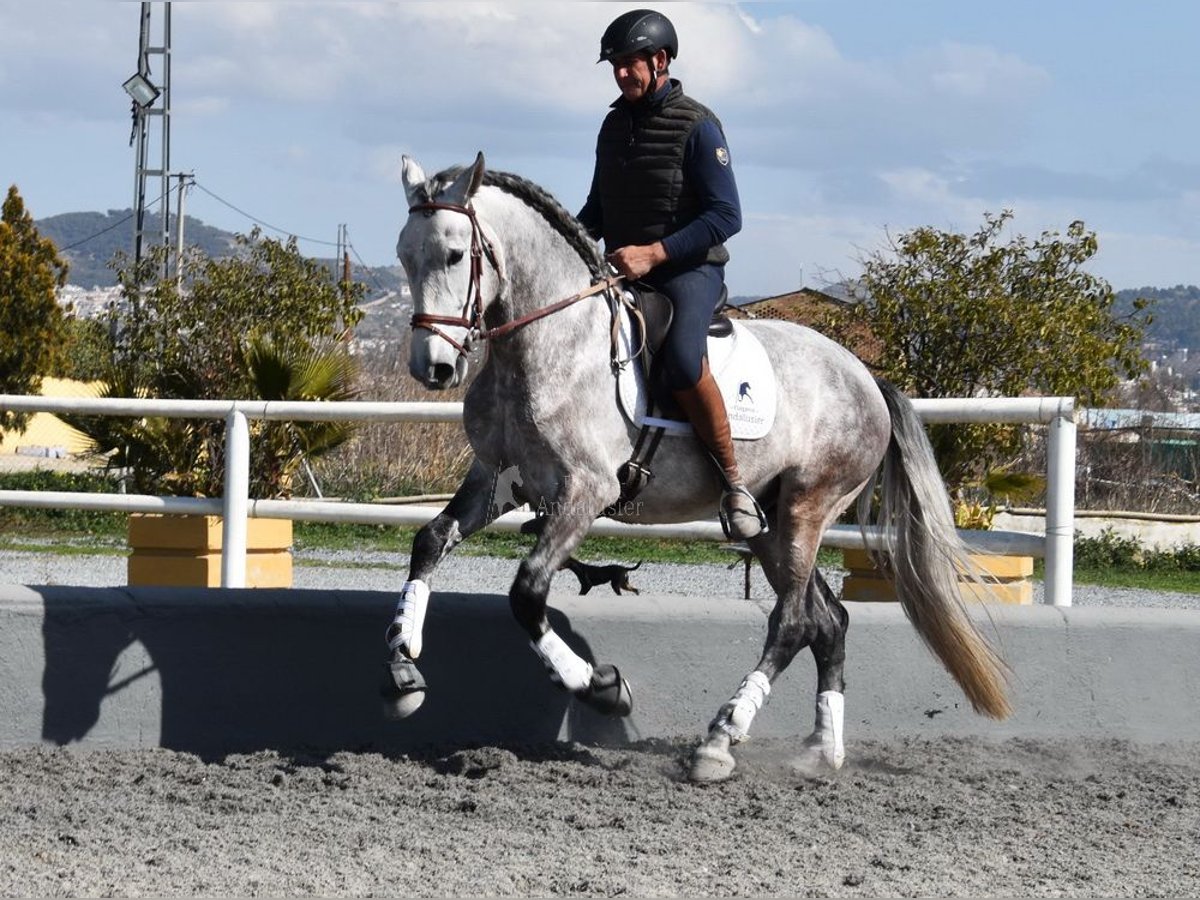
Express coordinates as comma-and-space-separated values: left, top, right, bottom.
408, 199, 623, 356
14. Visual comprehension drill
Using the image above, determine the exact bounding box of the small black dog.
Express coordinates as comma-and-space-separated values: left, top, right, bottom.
561, 558, 642, 595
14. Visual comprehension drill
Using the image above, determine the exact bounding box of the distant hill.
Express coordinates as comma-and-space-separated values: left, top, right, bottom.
35, 210, 404, 295
740, 281, 1199, 353
1116, 285, 1200, 351
36, 210, 236, 288
31, 211, 1198, 351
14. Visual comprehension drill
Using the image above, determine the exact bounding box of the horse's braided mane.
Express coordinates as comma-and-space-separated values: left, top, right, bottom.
427, 165, 606, 279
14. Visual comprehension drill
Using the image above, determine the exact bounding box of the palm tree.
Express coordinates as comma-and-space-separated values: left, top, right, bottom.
65, 338, 360, 499
243, 337, 360, 498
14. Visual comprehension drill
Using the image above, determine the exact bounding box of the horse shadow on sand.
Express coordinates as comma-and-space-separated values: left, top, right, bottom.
35, 586, 631, 762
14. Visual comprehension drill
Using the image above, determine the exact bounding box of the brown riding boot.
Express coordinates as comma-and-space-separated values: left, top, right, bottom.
672, 360, 768, 541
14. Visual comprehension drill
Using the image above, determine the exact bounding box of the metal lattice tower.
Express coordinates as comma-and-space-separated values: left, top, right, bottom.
126, 1, 172, 279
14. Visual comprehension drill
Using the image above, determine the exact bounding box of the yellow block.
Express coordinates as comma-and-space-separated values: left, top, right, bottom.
843, 573, 1033, 605
127, 514, 293, 551
127, 514, 293, 588
0, 377, 99, 456
841, 548, 1034, 605
127, 551, 293, 588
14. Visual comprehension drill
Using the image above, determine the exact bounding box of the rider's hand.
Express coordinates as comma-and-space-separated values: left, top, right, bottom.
607, 242, 668, 280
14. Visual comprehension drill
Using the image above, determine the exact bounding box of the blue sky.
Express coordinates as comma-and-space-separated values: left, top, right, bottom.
2, 1, 1198, 296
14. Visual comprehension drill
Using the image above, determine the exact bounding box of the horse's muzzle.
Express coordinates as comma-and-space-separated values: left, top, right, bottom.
410, 360, 462, 390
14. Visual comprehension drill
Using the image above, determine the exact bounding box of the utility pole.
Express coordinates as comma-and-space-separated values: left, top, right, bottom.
335, 224, 351, 297
173, 171, 194, 291
124, 1, 172, 282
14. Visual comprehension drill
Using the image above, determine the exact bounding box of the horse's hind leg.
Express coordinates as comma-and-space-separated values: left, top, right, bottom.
690, 491, 850, 782
790, 568, 849, 775
382, 458, 497, 718
689, 504, 823, 781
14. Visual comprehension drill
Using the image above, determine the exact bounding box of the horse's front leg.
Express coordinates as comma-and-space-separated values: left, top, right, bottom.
509, 479, 632, 717
382, 458, 497, 718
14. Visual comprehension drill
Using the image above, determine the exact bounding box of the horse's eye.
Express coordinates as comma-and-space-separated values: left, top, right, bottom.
447, 249, 465, 266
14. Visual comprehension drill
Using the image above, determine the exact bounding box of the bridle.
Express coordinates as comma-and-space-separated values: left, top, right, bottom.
407, 200, 623, 358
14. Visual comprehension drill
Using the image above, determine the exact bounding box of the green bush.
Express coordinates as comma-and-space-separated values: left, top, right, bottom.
1074, 528, 1200, 573
1, 186, 70, 433
1142, 543, 1200, 573
1073, 528, 1143, 569
64, 232, 363, 499
0, 470, 125, 536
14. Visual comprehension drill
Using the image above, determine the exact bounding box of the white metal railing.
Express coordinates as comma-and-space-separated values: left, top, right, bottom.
0, 394, 1076, 604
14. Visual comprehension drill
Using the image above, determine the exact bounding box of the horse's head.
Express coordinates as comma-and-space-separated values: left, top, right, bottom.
398, 152, 500, 390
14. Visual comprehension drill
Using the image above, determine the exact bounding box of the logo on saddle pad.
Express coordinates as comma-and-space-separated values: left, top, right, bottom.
615, 315, 778, 440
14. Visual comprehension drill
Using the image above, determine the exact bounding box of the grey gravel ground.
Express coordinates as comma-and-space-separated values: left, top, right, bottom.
1, 542, 1198, 609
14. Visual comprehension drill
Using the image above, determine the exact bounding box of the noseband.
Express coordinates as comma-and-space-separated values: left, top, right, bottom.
407, 200, 623, 358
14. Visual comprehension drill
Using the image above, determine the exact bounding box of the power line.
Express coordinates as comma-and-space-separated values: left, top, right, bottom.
56, 180, 367, 269
345, 230, 390, 295
56, 191, 167, 252
191, 181, 340, 248
59, 212, 134, 252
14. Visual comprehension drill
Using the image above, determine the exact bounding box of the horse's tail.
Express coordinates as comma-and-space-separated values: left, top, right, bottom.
857, 379, 1013, 720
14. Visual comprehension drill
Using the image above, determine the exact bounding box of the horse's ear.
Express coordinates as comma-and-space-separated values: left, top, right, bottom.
467, 151, 486, 197
442, 152, 486, 206
401, 155, 426, 207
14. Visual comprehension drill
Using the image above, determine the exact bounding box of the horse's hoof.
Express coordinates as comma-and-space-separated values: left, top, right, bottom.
689, 743, 736, 783
578, 664, 633, 717
383, 690, 426, 719
381, 656, 427, 719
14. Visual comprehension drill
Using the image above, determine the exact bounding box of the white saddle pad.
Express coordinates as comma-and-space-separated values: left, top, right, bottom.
615, 307, 777, 440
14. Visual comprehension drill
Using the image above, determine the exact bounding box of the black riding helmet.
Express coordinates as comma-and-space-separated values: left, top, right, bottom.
597, 9, 678, 63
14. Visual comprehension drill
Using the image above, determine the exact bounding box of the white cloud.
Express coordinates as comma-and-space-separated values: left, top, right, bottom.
875, 167, 986, 225
917, 42, 1049, 101
5, 4, 1042, 173
731, 210, 886, 295
3, 0, 1196, 291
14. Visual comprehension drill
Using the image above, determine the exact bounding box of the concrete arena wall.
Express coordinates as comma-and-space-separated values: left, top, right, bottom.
1, 586, 1198, 755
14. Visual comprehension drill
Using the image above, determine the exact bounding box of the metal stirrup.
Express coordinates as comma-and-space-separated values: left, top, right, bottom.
719, 486, 769, 540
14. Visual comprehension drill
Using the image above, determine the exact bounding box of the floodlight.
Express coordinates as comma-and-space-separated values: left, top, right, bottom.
122, 71, 160, 108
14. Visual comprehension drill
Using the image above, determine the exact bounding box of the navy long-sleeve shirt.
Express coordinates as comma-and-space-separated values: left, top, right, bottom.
578, 82, 742, 264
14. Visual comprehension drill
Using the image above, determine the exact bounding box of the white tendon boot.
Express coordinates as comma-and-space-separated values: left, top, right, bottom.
383, 580, 432, 718
791, 690, 845, 776
531, 629, 593, 693
388, 579, 430, 659
690, 672, 771, 783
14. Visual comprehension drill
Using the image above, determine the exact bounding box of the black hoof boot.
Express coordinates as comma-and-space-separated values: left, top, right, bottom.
381, 653, 428, 719
578, 664, 633, 717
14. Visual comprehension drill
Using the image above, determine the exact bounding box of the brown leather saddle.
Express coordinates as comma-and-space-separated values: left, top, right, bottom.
621, 281, 733, 415
606, 283, 735, 512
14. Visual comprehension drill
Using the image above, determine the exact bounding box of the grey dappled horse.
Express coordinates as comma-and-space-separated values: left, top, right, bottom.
385, 153, 1011, 782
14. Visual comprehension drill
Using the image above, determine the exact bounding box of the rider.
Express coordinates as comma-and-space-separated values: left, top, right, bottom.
578, 8, 768, 541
